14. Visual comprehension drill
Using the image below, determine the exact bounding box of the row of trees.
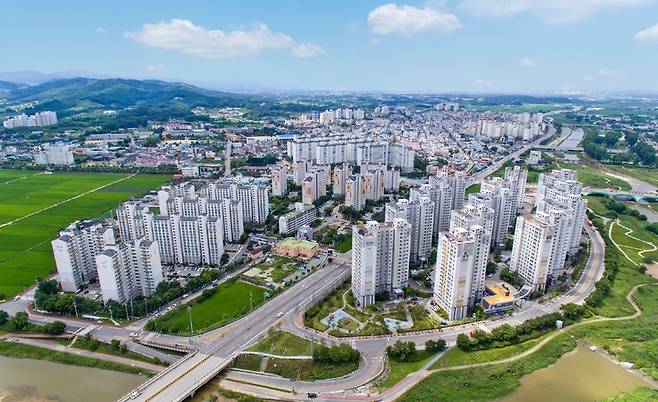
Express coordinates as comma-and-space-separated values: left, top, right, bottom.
582, 129, 656, 166
0, 311, 66, 334
386, 339, 447, 362
456, 305, 588, 352
35, 269, 221, 320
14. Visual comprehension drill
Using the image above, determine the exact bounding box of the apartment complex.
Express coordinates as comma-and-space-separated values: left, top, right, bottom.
52, 221, 116, 292
385, 197, 434, 263
33, 142, 75, 165
411, 170, 466, 237
287, 133, 415, 172
351, 220, 411, 307
96, 238, 163, 303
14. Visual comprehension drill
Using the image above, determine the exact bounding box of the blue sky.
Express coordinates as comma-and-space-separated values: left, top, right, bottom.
2, 0, 658, 93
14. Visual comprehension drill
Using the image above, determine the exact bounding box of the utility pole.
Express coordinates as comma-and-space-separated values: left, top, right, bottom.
188, 305, 194, 334
125, 304, 129, 320
73, 299, 79, 319
144, 299, 148, 315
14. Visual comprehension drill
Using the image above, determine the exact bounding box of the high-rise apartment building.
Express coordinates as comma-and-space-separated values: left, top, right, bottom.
351, 220, 411, 307
385, 197, 435, 263
52, 221, 115, 292
279, 203, 317, 235
271, 165, 288, 196
96, 238, 163, 304
504, 166, 528, 214
509, 210, 570, 291
535, 169, 587, 255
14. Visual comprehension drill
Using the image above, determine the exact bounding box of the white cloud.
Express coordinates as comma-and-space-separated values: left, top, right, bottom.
474, 78, 494, 87
142, 63, 165, 73
368, 3, 462, 36
635, 23, 658, 43
459, 0, 654, 23
291, 43, 325, 58
520, 57, 537, 67
96, 26, 106, 33
597, 68, 626, 78
125, 19, 323, 59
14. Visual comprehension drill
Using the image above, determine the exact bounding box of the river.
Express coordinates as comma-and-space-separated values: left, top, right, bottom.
503, 346, 649, 402
0, 356, 144, 402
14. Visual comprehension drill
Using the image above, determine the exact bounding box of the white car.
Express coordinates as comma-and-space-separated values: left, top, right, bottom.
276, 312, 284, 318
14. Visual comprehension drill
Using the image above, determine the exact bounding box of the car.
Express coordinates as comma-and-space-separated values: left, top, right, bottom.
307, 392, 317, 399
13, 295, 21, 301
182, 293, 189, 299
130, 332, 138, 337
276, 312, 284, 318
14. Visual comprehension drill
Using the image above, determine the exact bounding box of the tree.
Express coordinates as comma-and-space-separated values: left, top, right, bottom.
486, 261, 498, 275
386, 341, 417, 362
561, 303, 586, 321
43, 321, 66, 335
456, 333, 472, 351
8, 312, 29, 331
0, 310, 8, 326
491, 324, 518, 343
220, 253, 230, 265
425, 339, 446, 353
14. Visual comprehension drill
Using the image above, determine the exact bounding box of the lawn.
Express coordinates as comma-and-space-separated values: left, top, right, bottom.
399, 332, 578, 402
606, 166, 658, 189
0, 340, 153, 376
263, 357, 359, 381
334, 233, 352, 253
70, 335, 167, 366
380, 350, 437, 390
465, 184, 480, 196
147, 279, 266, 335
247, 331, 318, 356
0, 170, 170, 297
605, 387, 658, 401
568, 164, 631, 190
432, 335, 547, 369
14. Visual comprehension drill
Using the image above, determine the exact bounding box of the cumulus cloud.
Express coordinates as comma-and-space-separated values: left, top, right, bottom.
96, 26, 106, 33
368, 3, 462, 36
635, 23, 658, 43
459, 0, 654, 23
291, 43, 325, 58
125, 19, 323, 59
520, 57, 537, 67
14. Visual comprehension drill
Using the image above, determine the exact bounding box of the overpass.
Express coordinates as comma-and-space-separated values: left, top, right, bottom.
534, 145, 584, 152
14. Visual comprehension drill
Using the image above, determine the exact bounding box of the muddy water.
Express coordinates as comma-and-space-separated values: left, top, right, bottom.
502, 347, 648, 402
0, 356, 144, 402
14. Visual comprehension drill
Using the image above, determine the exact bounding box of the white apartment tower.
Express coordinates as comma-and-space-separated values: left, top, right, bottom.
433, 224, 490, 320
351, 220, 411, 307
385, 197, 435, 263
95, 238, 164, 304
504, 166, 528, 214
52, 221, 115, 292
535, 169, 587, 255
509, 210, 570, 291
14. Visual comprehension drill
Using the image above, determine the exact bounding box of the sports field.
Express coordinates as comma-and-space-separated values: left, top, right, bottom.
0, 169, 170, 298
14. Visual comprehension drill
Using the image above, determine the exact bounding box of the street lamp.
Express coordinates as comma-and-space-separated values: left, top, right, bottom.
187, 305, 194, 334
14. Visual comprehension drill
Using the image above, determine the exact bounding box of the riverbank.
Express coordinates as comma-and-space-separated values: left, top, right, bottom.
0, 339, 156, 376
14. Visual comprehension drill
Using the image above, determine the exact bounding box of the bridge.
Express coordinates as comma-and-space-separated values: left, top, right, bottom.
582, 189, 658, 202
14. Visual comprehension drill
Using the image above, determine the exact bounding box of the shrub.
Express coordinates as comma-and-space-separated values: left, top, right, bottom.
425, 339, 446, 353
386, 341, 417, 362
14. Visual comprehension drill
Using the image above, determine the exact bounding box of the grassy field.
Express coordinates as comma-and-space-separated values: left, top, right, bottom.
606, 165, 658, 188
148, 279, 266, 335
247, 331, 318, 356
233, 354, 359, 381
334, 233, 352, 253
380, 350, 436, 390
432, 334, 547, 369
568, 164, 631, 190
0, 340, 153, 376
465, 184, 480, 196
399, 332, 578, 402
0, 170, 170, 297
605, 387, 658, 401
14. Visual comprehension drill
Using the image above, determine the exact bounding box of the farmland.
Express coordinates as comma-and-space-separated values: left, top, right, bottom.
0, 169, 170, 297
